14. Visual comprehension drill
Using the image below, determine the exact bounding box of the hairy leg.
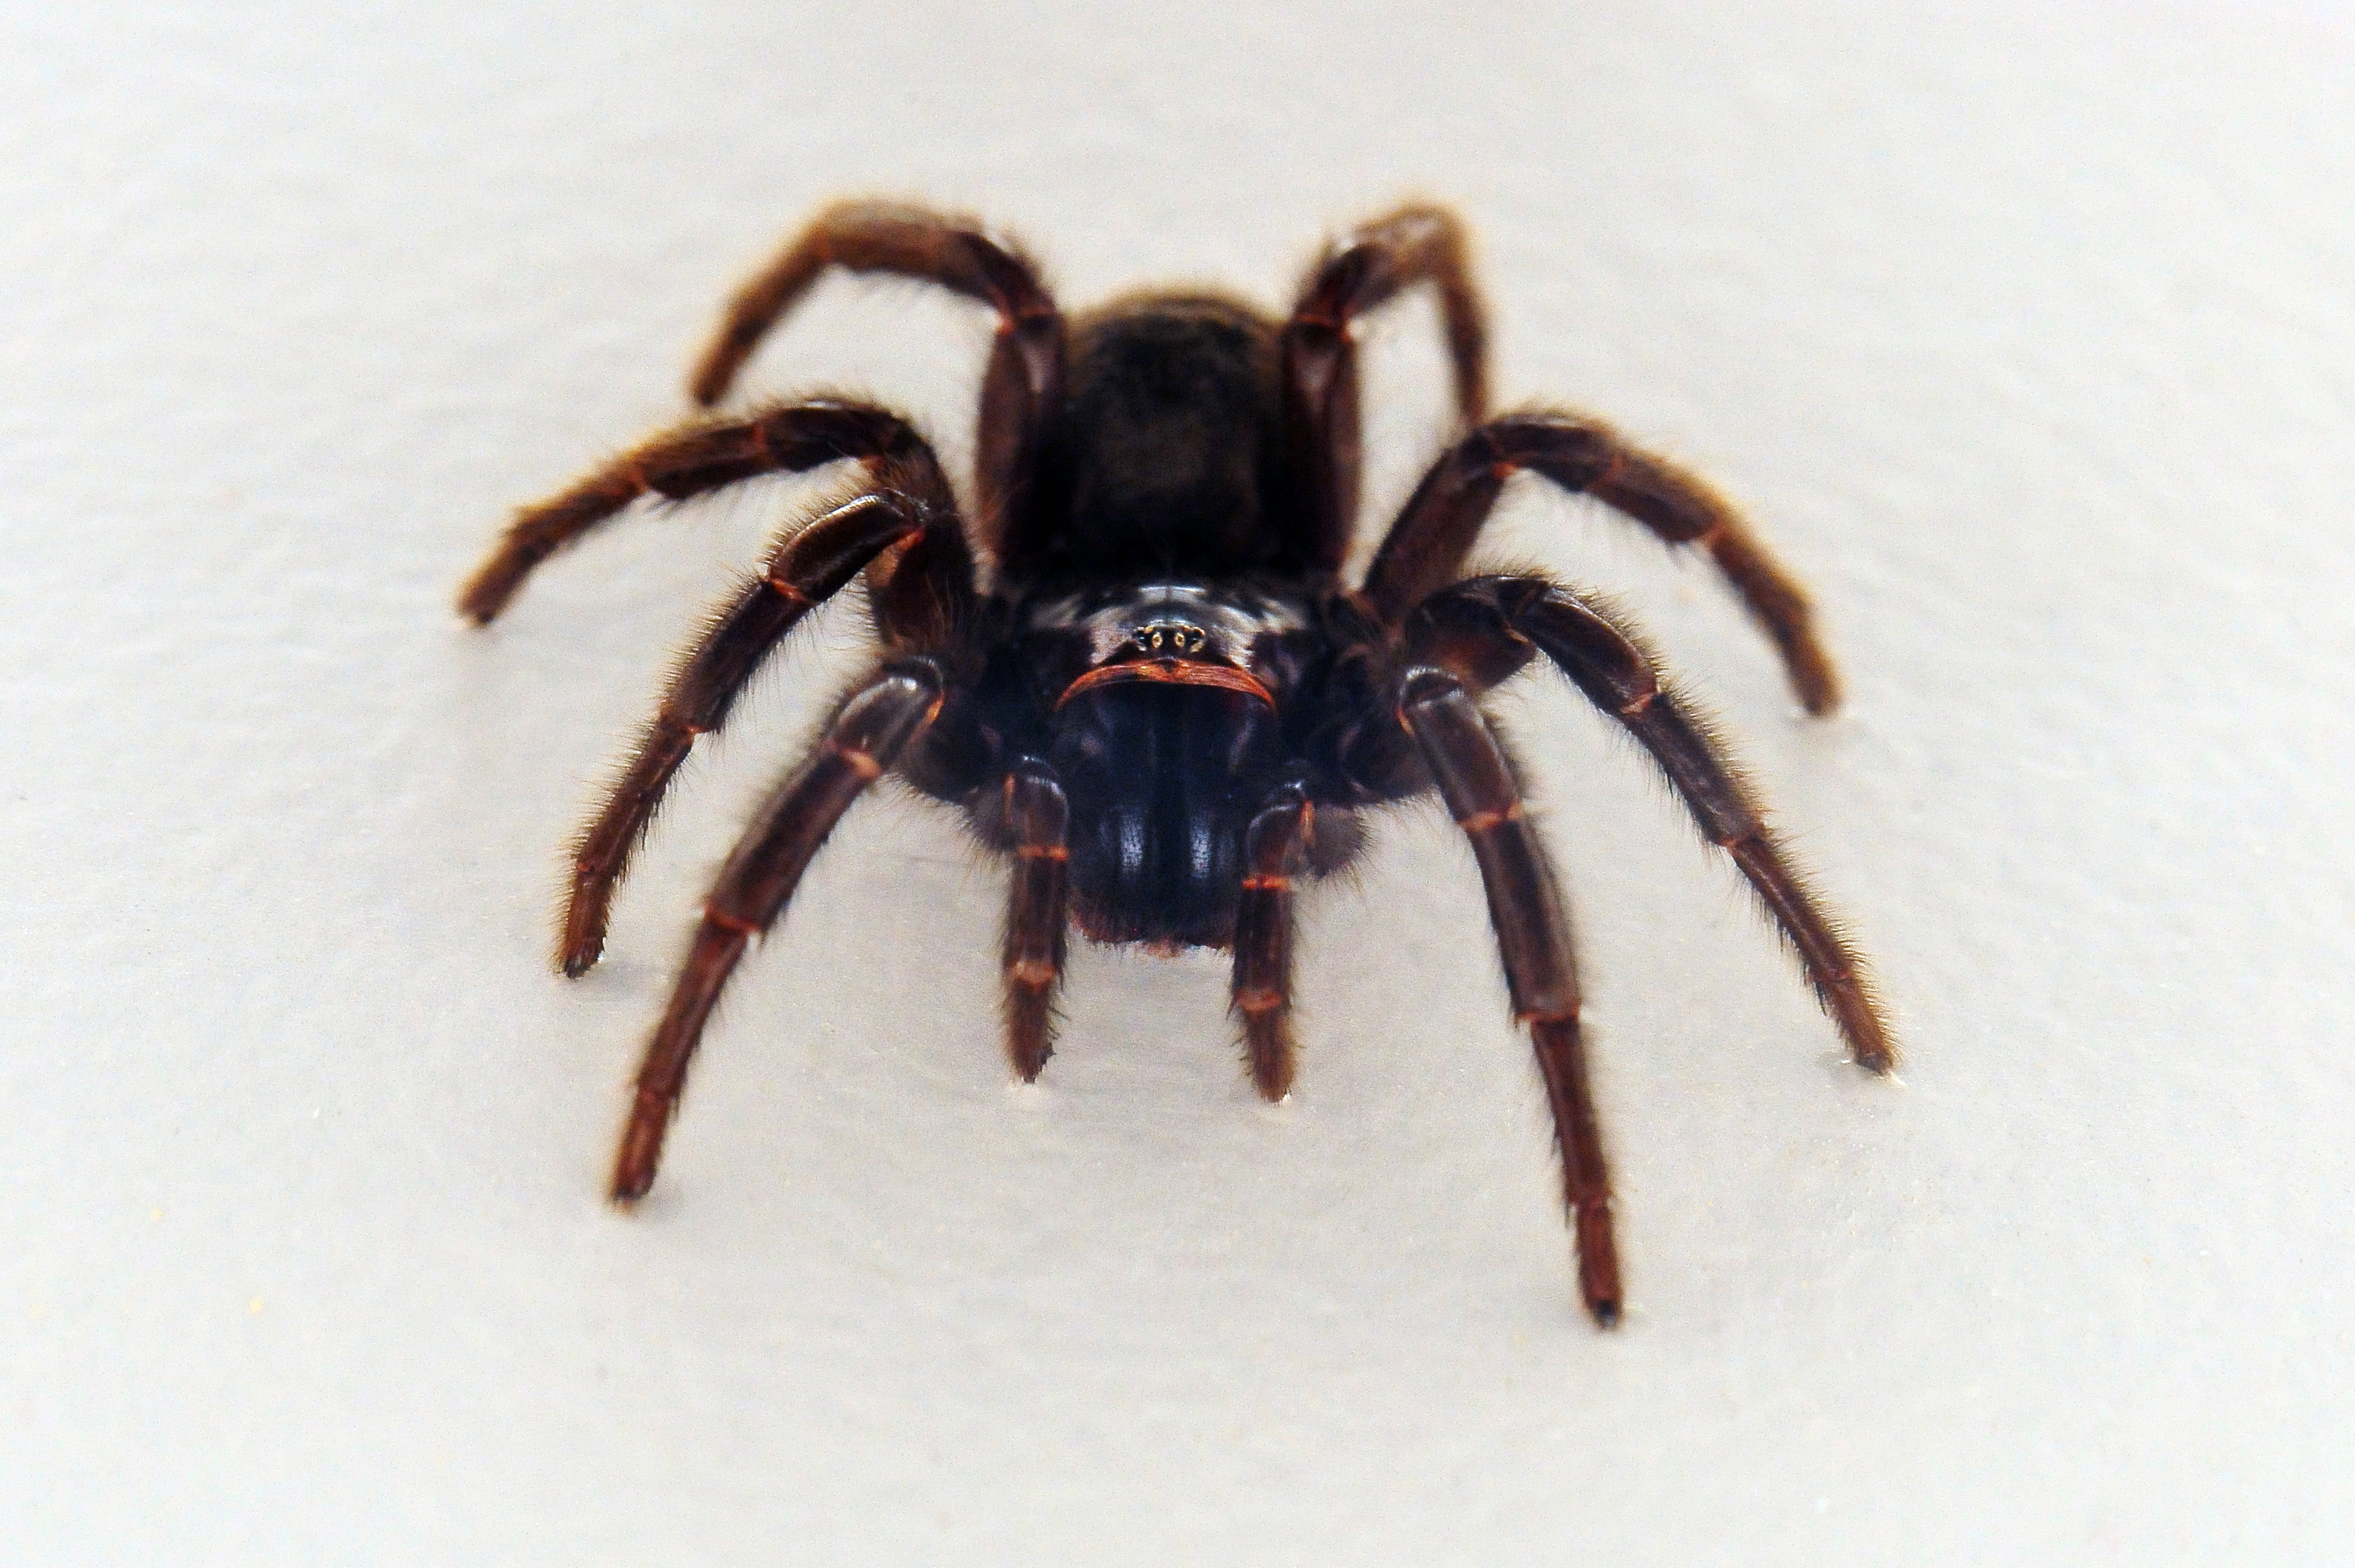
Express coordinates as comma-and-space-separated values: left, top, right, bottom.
1397, 670, 1619, 1325
1365, 413, 1841, 714
1284, 202, 1491, 571
560, 487, 961, 975
1231, 781, 1313, 1100
610, 660, 945, 1204
1000, 760, 1071, 1082
457, 398, 943, 624
686, 199, 1065, 543
1408, 575, 1892, 1072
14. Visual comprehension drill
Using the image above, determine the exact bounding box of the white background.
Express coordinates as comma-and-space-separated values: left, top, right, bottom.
5, 3, 2352, 1563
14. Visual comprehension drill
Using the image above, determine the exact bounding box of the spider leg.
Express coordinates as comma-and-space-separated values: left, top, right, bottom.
1284, 202, 1490, 570
457, 398, 946, 624
685, 200, 1065, 543
1001, 760, 1071, 1081
1408, 575, 1893, 1073
1364, 413, 1842, 714
559, 488, 947, 975
1231, 780, 1313, 1100
1397, 671, 1619, 1326
610, 660, 945, 1204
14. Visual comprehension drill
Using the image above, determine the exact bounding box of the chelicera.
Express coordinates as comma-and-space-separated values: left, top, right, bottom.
459, 200, 1892, 1327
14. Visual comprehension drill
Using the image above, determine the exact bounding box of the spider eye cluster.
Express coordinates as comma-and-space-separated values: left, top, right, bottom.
1134, 621, 1209, 656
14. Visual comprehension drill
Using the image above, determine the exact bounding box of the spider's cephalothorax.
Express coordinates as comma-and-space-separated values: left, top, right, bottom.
459, 201, 1893, 1327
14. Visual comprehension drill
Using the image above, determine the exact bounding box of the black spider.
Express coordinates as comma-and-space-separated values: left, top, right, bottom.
459, 200, 1892, 1327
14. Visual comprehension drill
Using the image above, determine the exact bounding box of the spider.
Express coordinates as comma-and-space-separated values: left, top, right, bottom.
458, 199, 1892, 1327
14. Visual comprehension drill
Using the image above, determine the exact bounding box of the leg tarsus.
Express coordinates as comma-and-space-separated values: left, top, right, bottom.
610, 1087, 675, 1206
1725, 836, 1893, 1073
1531, 1014, 1621, 1327
1576, 1207, 1623, 1328
1237, 996, 1295, 1102
1005, 983, 1055, 1082
611, 919, 748, 1203
564, 713, 697, 975
458, 466, 644, 624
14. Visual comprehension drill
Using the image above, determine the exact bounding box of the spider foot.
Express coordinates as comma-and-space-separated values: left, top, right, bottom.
609, 1090, 670, 1205
1240, 1005, 1295, 1102
1005, 978, 1055, 1082
1575, 1203, 1622, 1329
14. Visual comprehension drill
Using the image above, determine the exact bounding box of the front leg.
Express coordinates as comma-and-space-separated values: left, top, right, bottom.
1000, 761, 1071, 1082
611, 660, 945, 1203
1231, 780, 1313, 1101
1409, 576, 1893, 1074
559, 490, 936, 976
1397, 671, 1621, 1327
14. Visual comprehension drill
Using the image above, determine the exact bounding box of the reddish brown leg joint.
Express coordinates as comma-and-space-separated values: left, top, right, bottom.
1531, 1014, 1620, 1325
611, 920, 748, 1203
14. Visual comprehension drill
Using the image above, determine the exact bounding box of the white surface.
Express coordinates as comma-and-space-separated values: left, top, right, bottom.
5, 3, 2352, 1563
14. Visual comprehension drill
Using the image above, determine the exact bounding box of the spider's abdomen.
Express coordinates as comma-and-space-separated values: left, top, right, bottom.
1010, 293, 1305, 581
1051, 684, 1279, 949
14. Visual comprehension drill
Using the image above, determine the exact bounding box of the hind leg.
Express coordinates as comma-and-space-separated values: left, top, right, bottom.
1283, 203, 1491, 570
687, 200, 1066, 543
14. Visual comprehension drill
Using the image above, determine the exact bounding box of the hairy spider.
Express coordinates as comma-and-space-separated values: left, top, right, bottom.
459, 200, 1891, 1326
